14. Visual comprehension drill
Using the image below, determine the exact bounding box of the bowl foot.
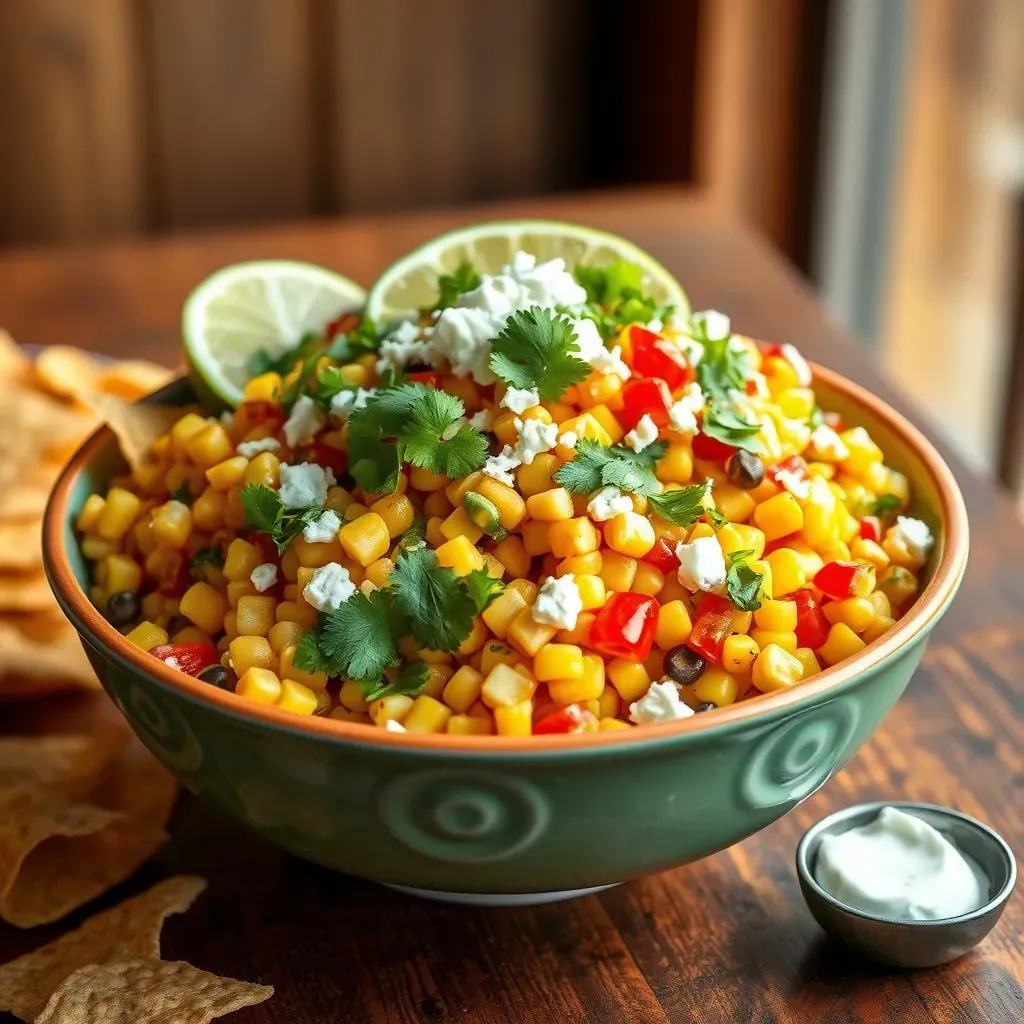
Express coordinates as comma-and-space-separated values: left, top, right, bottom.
383, 883, 620, 906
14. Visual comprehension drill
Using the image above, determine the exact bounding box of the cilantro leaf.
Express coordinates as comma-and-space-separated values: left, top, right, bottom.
572, 261, 673, 341
294, 629, 333, 676
390, 547, 476, 652
317, 589, 399, 680
171, 482, 193, 506
873, 494, 902, 516
402, 389, 488, 479
725, 549, 764, 611
648, 479, 718, 528
325, 318, 383, 362
490, 307, 592, 402
363, 660, 430, 702
246, 330, 321, 380
463, 569, 504, 614
701, 404, 767, 455
808, 405, 826, 430
238, 483, 324, 554
554, 439, 664, 498
433, 262, 481, 312
695, 332, 749, 403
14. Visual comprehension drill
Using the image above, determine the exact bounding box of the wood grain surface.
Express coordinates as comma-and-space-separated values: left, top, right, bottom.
0, 189, 1020, 1024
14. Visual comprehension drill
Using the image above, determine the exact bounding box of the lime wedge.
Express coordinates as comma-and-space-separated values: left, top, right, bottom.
364, 219, 689, 324
183, 260, 366, 406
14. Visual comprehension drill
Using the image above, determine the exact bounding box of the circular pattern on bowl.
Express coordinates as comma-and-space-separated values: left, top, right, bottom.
124, 683, 203, 773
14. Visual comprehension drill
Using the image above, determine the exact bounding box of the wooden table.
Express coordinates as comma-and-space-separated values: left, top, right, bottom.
0, 189, 1021, 1024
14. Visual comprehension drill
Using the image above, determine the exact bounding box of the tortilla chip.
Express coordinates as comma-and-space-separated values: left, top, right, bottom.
34, 959, 273, 1024
0, 610, 74, 643
0, 732, 123, 791
98, 361, 175, 402
0, 482, 52, 520
0, 522, 41, 571
33, 346, 102, 402
0, 876, 205, 1022
0, 622, 98, 696
82, 393, 197, 473
0, 572, 55, 613
0, 330, 31, 380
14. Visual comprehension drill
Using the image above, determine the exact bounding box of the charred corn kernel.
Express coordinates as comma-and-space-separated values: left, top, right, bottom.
229, 635, 274, 676
548, 517, 599, 558
338, 679, 369, 712
370, 492, 415, 537
124, 621, 168, 651
576, 372, 623, 409
597, 684, 621, 719
604, 511, 655, 558
489, 535, 528, 578
293, 536, 343, 568
494, 700, 533, 737
191, 487, 225, 531
574, 574, 606, 610
655, 601, 692, 649
268, 620, 303, 653
422, 664, 455, 699
95, 488, 141, 541
549, 654, 605, 704
851, 537, 890, 569
339, 512, 390, 567
840, 427, 884, 475
276, 678, 318, 715
764, 548, 807, 596
77, 494, 106, 532
631, 563, 664, 597
534, 643, 584, 681
714, 485, 757, 524
754, 492, 804, 541
749, 628, 798, 654
606, 658, 651, 702
555, 610, 595, 646
447, 714, 493, 736
243, 452, 281, 488
722, 634, 760, 676
823, 597, 876, 633
404, 695, 453, 733
695, 667, 741, 706
526, 487, 574, 522
878, 566, 918, 608
274, 599, 319, 628
479, 642, 520, 675
236, 667, 282, 704
482, 588, 528, 639
104, 554, 141, 594
588, 404, 624, 444
474, 476, 526, 529
655, 442, 693, 483
434, 535, 485, 576
599, 551, 638, 592
369, 694, 414, 726
818, 622, 866, 666
861, 614, 896, 644
508, 607, 558, 656
482, 663, 537, 708
243, 373, 281, 402
754, 599, 797, 632
442, 666, 484, 713
519, 521, 551, 556
235, 595, 277, 636
751, 644, 804, 692
557, 552, 602, 577
179, 582, 228, 634
185, 422, 233, 468
516, 453, 560, 497
793, 647, 822, 678
440, 506, 484, 545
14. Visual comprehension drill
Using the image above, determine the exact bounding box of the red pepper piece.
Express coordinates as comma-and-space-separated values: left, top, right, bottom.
686, 593, 736, 663
766, 455, 811, 496
692, 430, 736, 463
813, 560, 875, 600
858, 516, 882, 542
628, 326, 692, 390
149, 643, 220, 676
302, 439, 348, 477
408, 370, 445, 388
763, 342, 812, 386
618, 378, 673, 431
534, 704, 599, 735
588, 592, 660, 662
792, 589, 830, 649
325, 312, 360, 339
643, 537, 679, 574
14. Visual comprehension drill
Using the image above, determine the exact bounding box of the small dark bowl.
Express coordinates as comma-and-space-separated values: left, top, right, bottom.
796, 801, 1016, 968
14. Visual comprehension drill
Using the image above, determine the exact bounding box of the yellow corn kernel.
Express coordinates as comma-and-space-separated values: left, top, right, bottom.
851, 537, 890, 570
576, 372, 623, 409
274, 599, 319, 628
124, 621, 169, 651
548, 517, 599, 558
421, 516, 444, 549
268, 620, 304, 654
587, 404, 624, 444
473, 476, 526, 529
325, 486, 354, 516
751, 643, 804, 692
432, 535, 483, 577
549, 654, 605, 704
597, 684, 621, 719
442, 472, 481, 508
482, 588, 528, 639
488, 535, 527, 578
722, 634, 760, 676
877, 566, 918, 609
223, 541, 261, 584
338, 512, 390, 567
331, 679, 366, 712
868, 590, 892, 619
754, 599, 797, 633
554, 552, 600, 578
764, 548, 807, 596
243, 373, 281, 402
776, 386, 815, 419
223, 578, 253, 607
861, 614, 896, 644
169, 412, 210, 456
276, 678, 318, 715
714, 485, 757, 524
479, 642, 521, 675
441, 666, 484, 713
507, 607, 558, 656
150, 499, 193, 549
558, 412, 612, 449
493, 700, 533, 737
823, 597, 876, 634
599, 717, 632, 732
631, 563, 664, 597
598, 551, 638, 593
507, 578, 539, 602
273, 644, 325, 692
606, 658, 651, 702
655, 442, 693, 484
95, 488, 142, 541
440, 506, 484, 545
839, 426, 883, 476
235, 595, 277, 637
749, 628, 798, 654
236, 667, 282, 704
359, 557, 392, 591
77, 494, 107, 533
517, 521, 550, 556
524, 487, 572, 522
369, 693, 415, 726
407, 464, 449, 493
178, 581, 228, 634
482, 663, 537, 708
185, 422, 233, 469
404, 695, 453, 733
515, 453, 559, 497
189, 487, 223, 531
604, 511, 655, 558
534, 643, 584, 682
753, 492, 804, 542
694, 667, 741, 706
447, 714, 494, 736
654, 600, 692, 650
243, 451, 281, 489
369, 492, 415, 538
104, 553, 141, 594
818, 622, 867, 666
793, 647, 822, 678
229, 635, 274, 676
420, 664, 454, 699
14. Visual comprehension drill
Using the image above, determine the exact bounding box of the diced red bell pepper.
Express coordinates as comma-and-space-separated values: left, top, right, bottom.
149, 643, 220, 676
302, 438, 347, 476
858, 516, 882, 542
792, 589, 830, 649
686, 593, 736, 663
534, 704, 599, 735
628, 326, 693, 390
814, 560, 876, 600
643, 537, 679, 574
588, 592, 660, 662
763, 342, 812, 386
618, 378, 673, 431
408, 370, 445, 388
692, 430, 736, 463
325, 312, 360, 339
766, 455, 811, 497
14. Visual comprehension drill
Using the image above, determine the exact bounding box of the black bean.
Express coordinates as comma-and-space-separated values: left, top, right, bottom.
198, 664, 236, 690
482, 431, 502, 456
694, 702, 716, 713
726, 449, 764, 489
663, 645, 707, 685
106, 591, 139, 627
405, 360, 432, 374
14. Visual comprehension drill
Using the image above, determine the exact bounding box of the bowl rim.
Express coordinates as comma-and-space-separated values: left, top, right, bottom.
43, 359, 969, 753
795, 800, 1016, 927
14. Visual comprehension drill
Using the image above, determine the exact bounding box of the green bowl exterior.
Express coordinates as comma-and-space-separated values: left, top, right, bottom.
51, 378, 958, 893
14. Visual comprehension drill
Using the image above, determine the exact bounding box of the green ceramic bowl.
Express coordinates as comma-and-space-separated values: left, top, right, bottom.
43, 364, 968, 905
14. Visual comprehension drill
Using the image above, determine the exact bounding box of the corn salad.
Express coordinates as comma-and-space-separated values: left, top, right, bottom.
78, 251, 935, 738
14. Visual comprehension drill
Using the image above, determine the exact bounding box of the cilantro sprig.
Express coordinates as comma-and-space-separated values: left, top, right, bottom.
725, 549, 764, 611
647, 478, 726, 529
238, 483, 324, 555
873, 494, 902, 516
489, 307, 591, 402
432, 262, 482, 312
701, 404, 767, 455
573, 260, 673, 340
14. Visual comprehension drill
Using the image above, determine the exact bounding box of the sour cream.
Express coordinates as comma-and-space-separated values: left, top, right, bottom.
815, 806, 987, 921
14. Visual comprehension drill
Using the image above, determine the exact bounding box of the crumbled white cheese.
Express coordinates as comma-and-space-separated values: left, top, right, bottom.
889, 516, 934, 565
384, 719, 407, 733
691, 309, 731, 341
302, 508, 342, 544
512, 418, 559, 465
780, 342, 813, 386
329, 387, 375, 421
302, 562, 356, 612
236, 436, 280, 458
646, 318, 664, 333
587, 486, 633, 523
629, 680, 695, 725
482, 447, 520, 486
501, 386, 540, 414
375, 319, 431, 375
250, 563, 278, 592
772, 463, 812, 500
675, 535, 728, 595
469, 408, 496, 431
558, 430, 578, 450
624, 413, 660, 452
278, 462, 332, 510
808, 424, 850, 462
672, 334, 704, 367
532, 574, 584, 630
570, 318, 631, 379
282, 394, 325, 448
668, 382, 704, 435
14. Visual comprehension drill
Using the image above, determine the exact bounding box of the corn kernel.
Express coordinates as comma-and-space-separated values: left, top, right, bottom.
599, 551, 638, 592
179, 582, 228, 634
526, 487, 574, 522
95, 488, 142, 541
606, 658, 651, 702
694, 667, 741, 706
275, 599, 319, 628
631, 562, 664, 597
404, 695, 453, 733
754, 492, 804, 541
722, 634, 760, 676
507, 607, 558, 657
749, 628, 798, 654
482, 663, 537, 708
817, 622, 867, 666
275, 678, 318, 715
549, 654, 605, 704
654, 601, 692, 649
235, 666, 283, 705
655, 442, 693, 483
793, 647, 822, 678
764, 548, 807, 596
751, 644, 804, 691
440, 506, 484, 545
481, 589, 528, 639
516, 454, 559, 497
492, 536, 530, 577
473, 476, 526, 528
494, 700, 533, 736
435, 535, 485, 576
861, 614, 896, 644
339, 512, 390, 567
104, 553, 141, 594
447, 713, 494, 735
124, 621, 169, 651
604, 511, 655, 558
268, 620, 304, 654
534, 643, 584, 682
369, 694, 415, 726
754, 599, 797, 633
442, 666, 484, 713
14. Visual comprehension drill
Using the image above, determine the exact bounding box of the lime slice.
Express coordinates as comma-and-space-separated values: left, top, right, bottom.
364, 219, 689, 324
183, 260, 366, 406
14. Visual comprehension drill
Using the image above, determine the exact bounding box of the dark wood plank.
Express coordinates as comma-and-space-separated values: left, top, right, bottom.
0, 189, 1021, 1023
